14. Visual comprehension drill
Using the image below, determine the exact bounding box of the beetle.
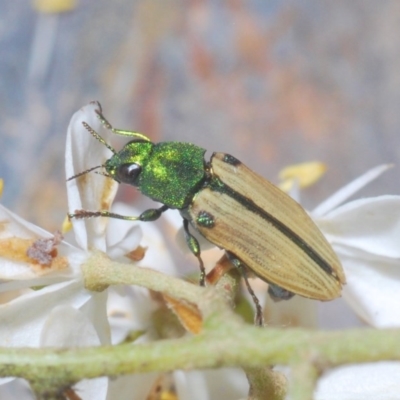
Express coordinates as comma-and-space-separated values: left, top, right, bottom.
68, 102, 346, 325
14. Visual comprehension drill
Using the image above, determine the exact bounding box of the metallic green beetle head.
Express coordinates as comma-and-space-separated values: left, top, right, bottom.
105, 140, 154, 187
106, 140, 207, 209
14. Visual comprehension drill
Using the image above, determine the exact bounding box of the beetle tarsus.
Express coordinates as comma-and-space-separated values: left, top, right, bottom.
227, 252, 264, 327
198, 259, 206, 287
241, 268, 264, 326
68, 210, 102, 220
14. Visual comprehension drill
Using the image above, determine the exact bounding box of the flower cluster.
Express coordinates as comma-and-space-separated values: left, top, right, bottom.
0, 103, 399, 399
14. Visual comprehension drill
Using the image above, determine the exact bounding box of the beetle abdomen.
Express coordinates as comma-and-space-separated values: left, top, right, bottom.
189, 152, 345, 300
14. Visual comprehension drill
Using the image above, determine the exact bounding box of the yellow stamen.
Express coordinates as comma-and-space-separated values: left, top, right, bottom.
33, 0, 77, 13
278, 161, 327, 192
61, 215, 73, 234
161, 392, 178, 400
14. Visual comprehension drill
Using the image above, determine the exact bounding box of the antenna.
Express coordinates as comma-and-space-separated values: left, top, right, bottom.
66, 165, 103, 181
82, 121, 117, 155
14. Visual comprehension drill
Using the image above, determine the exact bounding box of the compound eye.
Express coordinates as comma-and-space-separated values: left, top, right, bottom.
116, 163, 142, 184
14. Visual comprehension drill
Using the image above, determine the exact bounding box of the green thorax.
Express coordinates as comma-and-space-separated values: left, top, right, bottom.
107, 141, 207, 209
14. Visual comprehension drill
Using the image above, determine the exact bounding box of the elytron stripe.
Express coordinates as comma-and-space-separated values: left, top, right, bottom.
209, 177, 334, 276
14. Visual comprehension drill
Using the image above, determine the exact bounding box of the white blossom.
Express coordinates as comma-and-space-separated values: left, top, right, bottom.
312, 166, 400, 328
3, 101, 397, 399
309, 165, 400, 399
0, 103, 143, 399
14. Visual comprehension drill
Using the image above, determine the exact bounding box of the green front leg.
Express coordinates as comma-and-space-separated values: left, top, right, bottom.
68, 205, 169, 222
95, 104, 150, 142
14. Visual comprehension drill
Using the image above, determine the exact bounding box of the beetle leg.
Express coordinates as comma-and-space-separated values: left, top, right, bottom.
183, 219, 206, 287
95, 105, 150, 142
226, 252, 264, 327
68, 205, 169, 222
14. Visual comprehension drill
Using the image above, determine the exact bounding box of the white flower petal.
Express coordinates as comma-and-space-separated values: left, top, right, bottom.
136, 218, 180, 276
0, 279, 91, 347
174, 368, 249, 400
41, 305, 101, 347
0, 204, 81, 280
108, 286, 158, 344
315, 362, 400, 400
263, 294, 318, 328
0, 378, 17, 388
106, 373, 159, 400
0, 250, 85, 292
105, 203, 143, 259
0, 204, 52, 239
338, 250, 400, 327
318, 196, 400, 258
312, 165, 392, 218
97, 202, 180, 275
0, 276, 69, 294
79, 290, 111, 345
75, 378, 108, 400
40, 305, 109, 400
0, 379, 33, 399
66, 102, 118, 251
162, 209, 183, 231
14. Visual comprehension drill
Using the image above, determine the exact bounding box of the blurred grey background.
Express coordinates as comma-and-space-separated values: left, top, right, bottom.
1, 0, 399, 231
